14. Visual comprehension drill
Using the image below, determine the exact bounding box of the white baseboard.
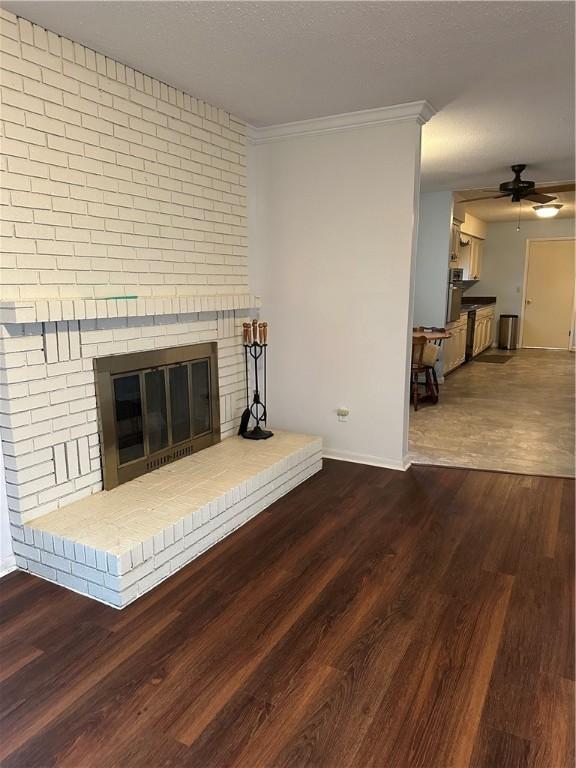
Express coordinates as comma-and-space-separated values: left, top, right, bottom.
323, 449, 411, 471
0, 553, 17, 578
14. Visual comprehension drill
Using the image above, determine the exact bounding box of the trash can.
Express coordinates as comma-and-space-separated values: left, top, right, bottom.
498, 314, 519, 350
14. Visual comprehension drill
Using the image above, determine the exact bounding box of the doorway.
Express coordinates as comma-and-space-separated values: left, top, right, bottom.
521, 238, 575, 349
409, 191, 575, 478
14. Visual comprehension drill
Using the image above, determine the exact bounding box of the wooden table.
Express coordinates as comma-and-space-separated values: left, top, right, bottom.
412, 329, 452, 343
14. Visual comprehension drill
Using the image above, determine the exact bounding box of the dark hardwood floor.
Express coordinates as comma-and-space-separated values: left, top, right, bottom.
0, 460, 574, 768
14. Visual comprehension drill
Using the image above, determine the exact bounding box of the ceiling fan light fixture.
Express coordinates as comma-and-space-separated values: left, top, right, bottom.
533, 204, 563, 219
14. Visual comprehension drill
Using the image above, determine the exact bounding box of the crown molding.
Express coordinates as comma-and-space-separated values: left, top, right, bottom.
247, 100, 436, 144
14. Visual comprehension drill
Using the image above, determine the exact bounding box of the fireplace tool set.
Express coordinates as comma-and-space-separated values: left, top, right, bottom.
239, 320, 273, 440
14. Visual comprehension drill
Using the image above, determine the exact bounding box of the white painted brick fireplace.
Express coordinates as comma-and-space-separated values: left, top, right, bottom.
1, 297, 259, 527
0, 10, 323, 603
1, 297, 323, 608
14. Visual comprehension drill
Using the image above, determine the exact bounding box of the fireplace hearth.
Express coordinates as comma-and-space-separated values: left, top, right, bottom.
94, 343, 220, 489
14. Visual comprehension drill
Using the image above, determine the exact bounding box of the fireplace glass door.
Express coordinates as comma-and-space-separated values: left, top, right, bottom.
95, 343, 220, 489
113, 374, 145, 465
144, 369, 168, 454
191, 360, 211, 436
169, 364, 191, 444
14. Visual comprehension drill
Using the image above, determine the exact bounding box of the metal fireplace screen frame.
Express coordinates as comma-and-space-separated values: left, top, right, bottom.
94, 343, 220, 490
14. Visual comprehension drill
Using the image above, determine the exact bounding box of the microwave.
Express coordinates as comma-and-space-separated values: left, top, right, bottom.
449, 268, 464, 283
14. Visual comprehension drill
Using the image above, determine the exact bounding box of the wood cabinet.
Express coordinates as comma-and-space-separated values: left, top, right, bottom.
443, 312, 468, 375
472, 307, 495, 357
472, 318, 484, 356
444, 306, 495, 375
450, 222, 462, 265
458, 234, 484, 280
469, 237, 483, 281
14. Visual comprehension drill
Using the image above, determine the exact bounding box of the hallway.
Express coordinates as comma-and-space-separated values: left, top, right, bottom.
409, 349, 575, 477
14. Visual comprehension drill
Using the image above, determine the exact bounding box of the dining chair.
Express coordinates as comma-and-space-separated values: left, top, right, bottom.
411, 334, 440, 410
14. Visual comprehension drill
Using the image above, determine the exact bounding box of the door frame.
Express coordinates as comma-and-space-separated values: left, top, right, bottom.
519, 237, 576, 350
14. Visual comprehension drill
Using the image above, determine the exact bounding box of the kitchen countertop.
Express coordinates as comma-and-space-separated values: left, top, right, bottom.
460, 302, 496, 313
448, 301, 496, 326
461, 296, 497, 313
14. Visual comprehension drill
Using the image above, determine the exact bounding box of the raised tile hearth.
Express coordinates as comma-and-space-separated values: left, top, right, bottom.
12, 431, 322, 608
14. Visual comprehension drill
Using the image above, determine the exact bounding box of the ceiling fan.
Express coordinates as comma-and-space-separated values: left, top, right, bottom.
463, 165, 575, 204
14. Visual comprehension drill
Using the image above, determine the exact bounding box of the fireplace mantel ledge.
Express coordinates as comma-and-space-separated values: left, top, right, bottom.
0, 294, 262, 324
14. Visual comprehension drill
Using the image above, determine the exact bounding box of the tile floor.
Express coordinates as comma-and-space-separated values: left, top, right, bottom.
409, 348, 575, 477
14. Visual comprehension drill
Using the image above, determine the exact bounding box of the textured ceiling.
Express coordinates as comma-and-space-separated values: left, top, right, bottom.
2, 1, 575, 191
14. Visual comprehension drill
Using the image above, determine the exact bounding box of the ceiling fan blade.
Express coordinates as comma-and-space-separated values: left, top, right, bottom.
524, 192, 557, 204
461, 192, 502, 203
532, 183, 575, 194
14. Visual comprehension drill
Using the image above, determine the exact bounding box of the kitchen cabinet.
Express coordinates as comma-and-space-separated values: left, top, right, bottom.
458, 235, 484, 280
472, 318, 484, 356
450, 221, 462, 265
469, 237, 483, 281
444, 306, 495, 375
472, 307, 495, 356
443, 312, 467, 375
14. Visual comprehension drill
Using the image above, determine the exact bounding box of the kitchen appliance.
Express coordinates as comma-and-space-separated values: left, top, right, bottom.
465, 310, 476, 361
449, 268, 464, 283
446, 270, 463, 323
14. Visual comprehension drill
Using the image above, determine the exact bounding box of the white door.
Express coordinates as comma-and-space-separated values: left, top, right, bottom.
522, 239, 575, 349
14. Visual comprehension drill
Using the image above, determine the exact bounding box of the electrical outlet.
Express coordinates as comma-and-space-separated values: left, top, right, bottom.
336, 407, 349, 422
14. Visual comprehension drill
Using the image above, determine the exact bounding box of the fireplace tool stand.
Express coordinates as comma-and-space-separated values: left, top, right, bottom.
239, 320, 273, 440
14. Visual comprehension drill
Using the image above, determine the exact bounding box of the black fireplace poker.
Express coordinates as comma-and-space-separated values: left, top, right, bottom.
239, 319, 273, 440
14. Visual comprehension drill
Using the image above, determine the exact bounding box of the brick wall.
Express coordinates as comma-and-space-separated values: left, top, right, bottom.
0, 9, 248, 301
1, 308, 249, 529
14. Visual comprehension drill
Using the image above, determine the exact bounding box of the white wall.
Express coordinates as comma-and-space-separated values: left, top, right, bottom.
250, 117, 423, 469
413, 190, 453, 327
466, 218, 576, 322
0, 10, 247, 301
